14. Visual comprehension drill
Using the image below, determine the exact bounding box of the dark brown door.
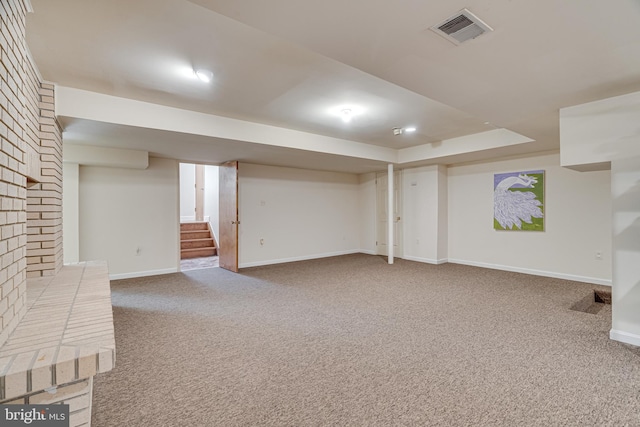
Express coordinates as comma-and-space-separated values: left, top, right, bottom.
219, 161, 239, 272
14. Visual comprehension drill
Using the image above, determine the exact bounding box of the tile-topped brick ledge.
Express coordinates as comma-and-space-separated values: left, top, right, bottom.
0, 261, 115, 424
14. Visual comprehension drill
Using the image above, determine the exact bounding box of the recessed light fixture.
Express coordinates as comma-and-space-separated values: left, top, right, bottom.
404, 127, 417, 133
340, 109, 353, 123
328, 105, 365, 124
195, 69, 213, 83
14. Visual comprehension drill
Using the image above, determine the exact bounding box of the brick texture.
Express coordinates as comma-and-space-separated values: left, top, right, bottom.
0, 378, 94, 427
26, 83, 63, 278
0, 0, 63, 347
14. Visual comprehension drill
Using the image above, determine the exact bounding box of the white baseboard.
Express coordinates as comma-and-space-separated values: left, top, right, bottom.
447, 258, 611, 286
359, 249, 377, 256
403, 255, 448, 265
239, 250, 362, 268
110, 267, 178, 280
610, 329, 640, 347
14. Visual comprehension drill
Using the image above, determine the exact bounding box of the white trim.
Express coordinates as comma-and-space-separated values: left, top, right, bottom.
25, 0, 34, 13
359, 249, 377, 256
239, 250, 362, 268
403, 255, 448, 265
447, 258, 611, 286
610, 329, 640, 347
109, 267, 178, 280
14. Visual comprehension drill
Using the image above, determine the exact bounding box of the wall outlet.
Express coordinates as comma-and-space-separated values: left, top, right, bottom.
135, 247, 141, 256
260, 238, 264, 246
595, 251, 602, 260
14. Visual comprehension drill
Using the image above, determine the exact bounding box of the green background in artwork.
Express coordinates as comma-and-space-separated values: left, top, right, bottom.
494, 172, 545, 231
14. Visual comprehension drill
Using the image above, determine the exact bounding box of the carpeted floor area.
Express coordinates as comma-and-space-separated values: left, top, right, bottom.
180, 255, 219, 271
91, 254, 640, 426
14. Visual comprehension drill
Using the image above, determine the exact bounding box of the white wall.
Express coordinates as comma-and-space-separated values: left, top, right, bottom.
358, 173, 376, 254
437, 165, 448, 258
238, 163, 360, 267
79, 157, 180, 278
447, 153, 611, 284
204, 165, 220, 245
560, 90, 640, 171
179, 163, 196, 221
62, 162, 79, 264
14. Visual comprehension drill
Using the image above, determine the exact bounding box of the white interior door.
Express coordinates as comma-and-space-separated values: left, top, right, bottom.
376, 171, 403, 257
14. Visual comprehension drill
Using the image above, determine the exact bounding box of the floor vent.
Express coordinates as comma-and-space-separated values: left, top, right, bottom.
430, 8, 493, 45
570, 289, 612, 314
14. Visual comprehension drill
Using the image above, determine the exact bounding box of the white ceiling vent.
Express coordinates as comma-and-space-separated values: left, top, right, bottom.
430, 9, 493, 45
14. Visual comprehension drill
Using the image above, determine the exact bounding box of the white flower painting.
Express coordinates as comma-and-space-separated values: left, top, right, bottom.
494, 170, 544, 231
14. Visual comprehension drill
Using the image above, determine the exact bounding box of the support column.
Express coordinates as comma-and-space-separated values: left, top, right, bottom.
610, 155, 640, 347
388, 163, 394, 265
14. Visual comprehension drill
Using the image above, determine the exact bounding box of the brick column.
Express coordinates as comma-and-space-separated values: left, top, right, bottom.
25, 83, 63, 278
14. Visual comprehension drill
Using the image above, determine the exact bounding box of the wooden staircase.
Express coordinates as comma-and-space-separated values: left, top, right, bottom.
180, 222, 217, 259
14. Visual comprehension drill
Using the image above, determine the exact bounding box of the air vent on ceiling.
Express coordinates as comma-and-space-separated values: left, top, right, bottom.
430, 8, 493, 45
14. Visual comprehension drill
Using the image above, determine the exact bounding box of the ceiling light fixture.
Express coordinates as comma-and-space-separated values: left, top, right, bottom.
328, 105, 364, 123
195, 69, 213, 83
393, 126, 417, 136
340, 108, 353, 123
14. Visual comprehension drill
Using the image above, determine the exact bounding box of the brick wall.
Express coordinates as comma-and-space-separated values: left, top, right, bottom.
3, 378, 94, 427
0, 0, 63, 346
26, 83, 63, 278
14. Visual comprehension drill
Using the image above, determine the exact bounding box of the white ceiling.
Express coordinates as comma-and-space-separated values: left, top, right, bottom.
25, 0, 640, 172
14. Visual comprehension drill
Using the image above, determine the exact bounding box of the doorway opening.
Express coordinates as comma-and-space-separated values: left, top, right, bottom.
179, 163, 220, 271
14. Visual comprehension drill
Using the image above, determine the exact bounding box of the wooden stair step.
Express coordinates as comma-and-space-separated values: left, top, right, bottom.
181, 231, 210, 240
181, 247, 217, 259
181, 238, 215, 250
180, 222, 209, 231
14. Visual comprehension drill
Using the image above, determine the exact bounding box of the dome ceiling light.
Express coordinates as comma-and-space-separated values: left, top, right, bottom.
195, 69, 213, 83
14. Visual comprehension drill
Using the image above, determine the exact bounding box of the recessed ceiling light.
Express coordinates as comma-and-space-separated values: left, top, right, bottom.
404, 127, 417, 133
328, 105, 365, 123
340, 109, 353, 123
195, 69, 213, 83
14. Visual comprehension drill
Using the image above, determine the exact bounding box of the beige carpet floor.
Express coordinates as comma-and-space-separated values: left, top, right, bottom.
91, 254, 640, 426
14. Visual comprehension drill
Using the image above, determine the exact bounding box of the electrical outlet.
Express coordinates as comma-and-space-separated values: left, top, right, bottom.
260, 238, 264, 246
595, 251, 602, 260
136, 247, 141, 256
